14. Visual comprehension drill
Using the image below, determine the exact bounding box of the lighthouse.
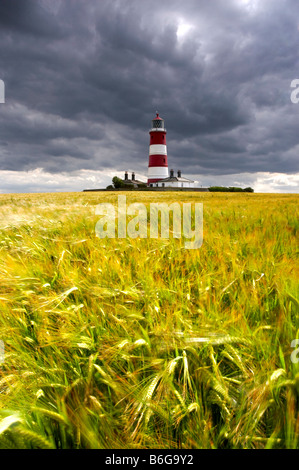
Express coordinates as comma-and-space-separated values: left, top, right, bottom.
147, 112, 169, 185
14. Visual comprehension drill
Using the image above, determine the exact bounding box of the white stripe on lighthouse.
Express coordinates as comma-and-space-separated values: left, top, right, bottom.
149, 144, 167, 156
148, 167, 169, 178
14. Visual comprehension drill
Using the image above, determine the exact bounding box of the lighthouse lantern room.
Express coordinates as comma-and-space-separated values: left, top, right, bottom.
147, 112, 169, 185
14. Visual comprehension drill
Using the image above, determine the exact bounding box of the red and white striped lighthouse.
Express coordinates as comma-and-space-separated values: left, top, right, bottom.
147, 112, 169, 185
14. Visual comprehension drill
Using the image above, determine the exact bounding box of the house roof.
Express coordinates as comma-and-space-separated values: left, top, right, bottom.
157, 176, 195, 183
122, 179, 145, 185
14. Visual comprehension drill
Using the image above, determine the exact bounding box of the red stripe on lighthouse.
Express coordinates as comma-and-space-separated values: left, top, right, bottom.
150, 132, 166, 145
148, 155, 168, 167
148, 178, 164, 184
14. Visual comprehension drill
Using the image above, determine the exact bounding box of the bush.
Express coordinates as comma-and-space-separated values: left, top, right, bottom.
209, 186, 254, 193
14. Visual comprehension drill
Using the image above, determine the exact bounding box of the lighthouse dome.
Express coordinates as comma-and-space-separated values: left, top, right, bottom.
151, 112, 165, 130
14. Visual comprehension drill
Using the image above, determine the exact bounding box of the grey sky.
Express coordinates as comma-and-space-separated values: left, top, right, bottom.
0, 0, 299, 192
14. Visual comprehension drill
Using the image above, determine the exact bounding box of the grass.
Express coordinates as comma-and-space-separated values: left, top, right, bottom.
0, 190, 298, 449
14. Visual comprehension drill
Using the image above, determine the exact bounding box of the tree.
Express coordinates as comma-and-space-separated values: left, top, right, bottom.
112, 176, 125, 189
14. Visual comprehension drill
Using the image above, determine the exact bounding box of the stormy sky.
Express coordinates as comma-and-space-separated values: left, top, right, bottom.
0, 0, 299, 192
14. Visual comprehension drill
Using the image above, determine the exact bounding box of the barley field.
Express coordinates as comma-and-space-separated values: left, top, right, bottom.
0, 191, 298, 449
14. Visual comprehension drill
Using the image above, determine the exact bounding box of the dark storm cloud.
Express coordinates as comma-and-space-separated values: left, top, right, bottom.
0, 0, 64, 37
0, 0, 299, 179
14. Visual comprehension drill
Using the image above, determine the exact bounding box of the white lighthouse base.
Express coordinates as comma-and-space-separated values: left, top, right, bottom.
147, 166, 169, 184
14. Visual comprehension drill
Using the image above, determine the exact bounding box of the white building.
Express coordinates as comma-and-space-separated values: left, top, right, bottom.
149, 169, 195, 188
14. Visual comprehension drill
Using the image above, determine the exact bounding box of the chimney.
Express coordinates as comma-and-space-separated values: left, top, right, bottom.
177, 170, 181, 178
132, 172, 135, 181
170, 169, 174, 177
124, 171, 128, 181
